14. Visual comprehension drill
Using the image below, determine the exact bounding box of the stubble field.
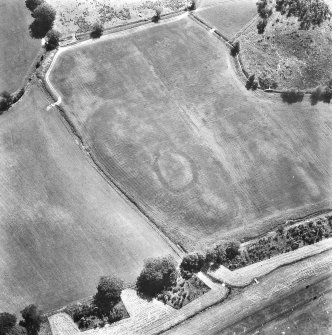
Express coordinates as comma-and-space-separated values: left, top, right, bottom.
0, 0, 40, 92
48, 15, 332, 251
0, 84, 176, 314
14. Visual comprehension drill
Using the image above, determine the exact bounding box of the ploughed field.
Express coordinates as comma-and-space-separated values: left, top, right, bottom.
49, 15, 332, 250
0, 85, 175, 314
0, 0, 40, 92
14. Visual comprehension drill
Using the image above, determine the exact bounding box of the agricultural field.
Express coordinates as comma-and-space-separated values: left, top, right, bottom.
0, 84, 176, 314
0, 0, 41, 92
49, 15, 332, 251
48, 0, 186, 34
238, 11, 332, 90
195, 0, 257, 40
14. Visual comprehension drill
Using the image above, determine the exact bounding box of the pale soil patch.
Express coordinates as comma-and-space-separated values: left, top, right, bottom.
164, 249, 332, 334
209, 238, 332, 287
49, 314, 80, 335
47, 0, 186, 34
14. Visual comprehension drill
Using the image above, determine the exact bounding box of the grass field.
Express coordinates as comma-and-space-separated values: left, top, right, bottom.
49, 15, 332, 251
0, 84, 176, 314
0, 0, 41, 92
195, 0, 257, 40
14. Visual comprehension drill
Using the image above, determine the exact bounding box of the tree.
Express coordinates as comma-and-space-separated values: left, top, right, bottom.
25, 0, 44, 12
256, 0, 273, 19
45, 29, 61, 50
94, 276, 124, 314
0, 313, 17, 335
0, 91, 12, 113
225, 241, 240, 260
188, 0, 197, 11
29, 3, 56, 38
281, 89, 304, 104
136, 256, 177, 298
19, 305, 42, 335
275, 0, 330, 30
90, 22, 104, 39
152, 8, 162, 23
231, 41, 240, 56
180, 253, 205, 279
246, 74, 256, 90
257, 18, 268, 34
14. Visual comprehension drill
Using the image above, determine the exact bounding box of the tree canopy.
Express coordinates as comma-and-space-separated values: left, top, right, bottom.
45, 29, 61, 50
0, 313, 17, 335
25, 0, 44, 12
29, 3, 56, 38
19, 305, 42, 335
93, 276, 124, 314
180, 253, 205, 279
136, 256, 177, 298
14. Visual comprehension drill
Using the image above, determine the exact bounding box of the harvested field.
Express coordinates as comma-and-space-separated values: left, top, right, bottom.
0, 84, 176, 314
164, 248, 332, 334
195, 0, 257, 40
0, 0, 41, 92
49, 15, 332, 251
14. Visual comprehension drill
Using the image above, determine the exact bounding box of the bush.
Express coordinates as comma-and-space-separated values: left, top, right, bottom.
225, 241, 240, 260
281, 89, 304, 104
258, 75, 277, 90
152, 8, 162, 23
187, 0, 196, 11
0, 313, 17, 335
11, 88, 25, 104
94, 276, 124, 314
246, 74, 255, 90
19, 305, 42, 335
257, 19, 267, 34
0, 91, 12, 113
90, 22, 104, 39
29, 3, 56, 38
231, 41, 240, 56
136, 256, 177, 298
25, 0, 44, 12
180, 253, 205, 279
45, 29, 61, 50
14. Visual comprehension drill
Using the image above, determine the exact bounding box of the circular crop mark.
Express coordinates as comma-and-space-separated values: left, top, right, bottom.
153, 150, 197, 193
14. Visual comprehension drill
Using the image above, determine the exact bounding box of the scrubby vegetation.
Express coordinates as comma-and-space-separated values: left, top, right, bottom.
0, 91, 12, 113
156, 275, 209, 309
64, 275, 128, 330
181, 214, 332, 277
